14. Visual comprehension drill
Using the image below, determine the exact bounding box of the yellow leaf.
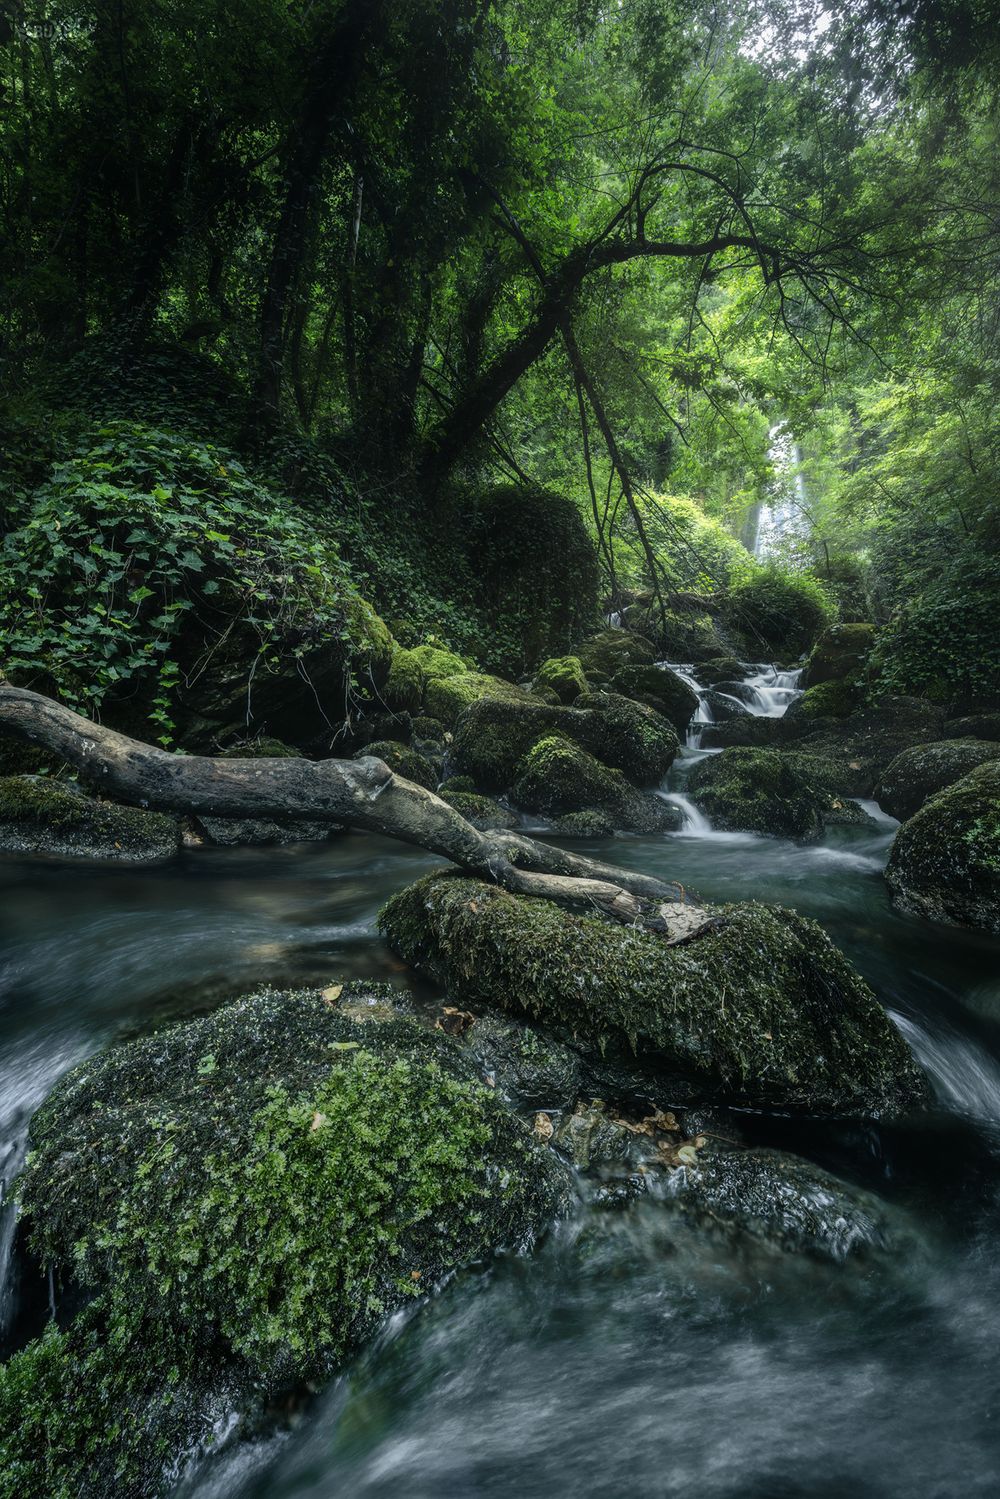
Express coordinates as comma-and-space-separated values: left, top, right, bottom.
321, 983, 344, 1007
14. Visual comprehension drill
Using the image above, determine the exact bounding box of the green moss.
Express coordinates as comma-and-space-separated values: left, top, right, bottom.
608, 664, 699, 732
803, 624, 875, 686
0, 738, 67, 777
357, 739, 438, 789
534, 655, 587, 704
379, 875, 928, 1116
9, 985, 564, 1495
344, 597, 396, 683
440, 790, 519, 830
885, 760, 1000, 932
688, 749, 861, 840
0, 776, 180, 860
573, 692, 679, 784
695, 656, 747, 686
551, 809, 616, 837
574, 629, 656, 683
424, 671, 534, 728
411, 714, 446, 743
384, 644, 467, 712
792, 679, 861, 721
511, 735, 668, 832
875, 739, 1000, 822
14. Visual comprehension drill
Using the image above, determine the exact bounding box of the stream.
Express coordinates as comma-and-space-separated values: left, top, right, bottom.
3, 661, 1000, 1496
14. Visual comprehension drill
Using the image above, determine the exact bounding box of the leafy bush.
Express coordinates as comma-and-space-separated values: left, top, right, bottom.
723, 565, 835, 657
867, 554, 1000, 707
0, 422, 365, 743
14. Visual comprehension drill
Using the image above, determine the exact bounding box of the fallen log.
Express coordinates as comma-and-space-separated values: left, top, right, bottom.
0, 683, 695, 930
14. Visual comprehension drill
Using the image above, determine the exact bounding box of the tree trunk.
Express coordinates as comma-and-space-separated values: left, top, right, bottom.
0, 684, 701, 933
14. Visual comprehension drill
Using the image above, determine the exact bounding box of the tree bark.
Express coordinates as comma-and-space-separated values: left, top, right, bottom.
0, 684, 700, 932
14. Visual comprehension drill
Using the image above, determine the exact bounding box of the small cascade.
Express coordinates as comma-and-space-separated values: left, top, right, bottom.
656, 791, 714, 835
741, 664, 804, 718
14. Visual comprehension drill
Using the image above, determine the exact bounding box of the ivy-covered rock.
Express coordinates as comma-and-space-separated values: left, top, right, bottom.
450, 694, 678, 792
0, 776, 181, 861
379, 874, 929, 1116
424, 671, 535, 728
803, 623, 876, 686
885, 761, 1000, 932
534, 655, 588, 704
608, 664, 699, 732
511, 735, 672, 833
355, 739, 439, 790
440, 790, 519, 830
874, 739, 1000, 822
688, 748, 864, 840
3, 984, 567, 1497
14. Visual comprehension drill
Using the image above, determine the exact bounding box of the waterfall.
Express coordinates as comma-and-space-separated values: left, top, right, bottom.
755, 426, 809, 560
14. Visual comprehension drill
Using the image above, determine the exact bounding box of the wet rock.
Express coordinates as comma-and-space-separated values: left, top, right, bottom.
379, 873, 929, 1117
701, 687, 753, 722
554, 1100, 633, 1171
688, 748, 864, 840
551, 809, 617, 838
666, 1143, 899, 1261
574, 628, 657, 684
885, 760, 1000, 933
802, 623, 875, 686
0, 776, 181, 861
690, 655, 747, 686
945, 713, 1000, 741
511, 735, 673, 833
460, 1012, 583, 1108
450, 693, 678, 792
3, 983, 568, 1497
608, 664, 699, 733
875, 739, 1000, 823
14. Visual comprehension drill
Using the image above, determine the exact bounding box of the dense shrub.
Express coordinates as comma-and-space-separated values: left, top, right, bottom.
723, 565, 835, 657
867, 554, 1000, 708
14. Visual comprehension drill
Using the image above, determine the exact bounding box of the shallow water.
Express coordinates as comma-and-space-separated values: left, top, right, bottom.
4, 695, 1000, 1494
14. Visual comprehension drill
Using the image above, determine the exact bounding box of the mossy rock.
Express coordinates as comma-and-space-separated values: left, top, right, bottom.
885, 761, 1000, 933
384, 645, 467, 713
628, 605, 727, 662
219, 735, 300, 758
608, 664, 699, 733
688, 748, 863, 840
551, 809, 616, 838
451, 695, 678, 793
4, 984, 566, 1497
944, 714, 1000, 742
701, 687, 753, 722
411, 714, 446, 744
440, 790, 519, 831
511, 735, 671, 833
0, 776, 180, 861
692, 656, 747, 686
574, 628, 657, 682
439, 774, 477, 795
379, 874, 928, 1116
803, 623, 875, 687
344, 597, 396, 685
355, 739, 438, 791
424, 671, 535, 728
788, 678, 860, 722
875, 740, 1000, 823
534, 655, 587, 704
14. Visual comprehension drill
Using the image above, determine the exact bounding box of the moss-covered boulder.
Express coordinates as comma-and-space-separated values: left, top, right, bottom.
534, 655, 587, 704
885, 762, 1000, 932
551, 809, 617, 837
440, 790, 519, 831
944, 714, 1000, 741
776, 693, 947, 795
2, 984, 566, 1497
379, 874, 928, 1116
688, 748, 866, 840
384, 644, 468, 713
692, 656, 747, 686
424, 671, 535, 728
723, 568, 834, 658
574, 628, 657, 683
608, 664, 699, 733
511, 735, 672, 833
786, 678, 861, 722
450, 694, 678, 792
0, 776, 180, 861
355, 739, 439, 791
803, 623, 875, 686
701, 687, 753, 722
875, 740, 1000, 823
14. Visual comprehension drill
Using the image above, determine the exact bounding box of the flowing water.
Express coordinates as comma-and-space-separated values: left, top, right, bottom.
3, 662, 1000, 1496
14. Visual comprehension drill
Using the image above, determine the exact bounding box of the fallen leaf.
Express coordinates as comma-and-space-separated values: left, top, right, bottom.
410, 1269, 422, 1281
677, 1144, 699, 1165
533, 1111, 554, 1141
330, 1040, 360, 1051
436, 1005, 475, 1037
309, 1111, 328, 1132
321, 983, 344, 1007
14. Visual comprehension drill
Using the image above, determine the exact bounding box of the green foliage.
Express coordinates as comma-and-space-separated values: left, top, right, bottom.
868, 555, 1000, 707
724, 566, 835, 657
0, 422, 361, 743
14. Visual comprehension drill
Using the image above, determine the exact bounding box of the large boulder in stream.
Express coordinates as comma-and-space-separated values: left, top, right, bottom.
379, 873, 928, 1117
510, 735, 674, 832
450, 692, 678, 792
0, 984, 566, 1497
885, 761, 1000, 933
688, 748, 869, 840
0, 776, 181, 861
607, 664, 699, 732
874, 739, 1000, 823
802, 623, 876, 686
